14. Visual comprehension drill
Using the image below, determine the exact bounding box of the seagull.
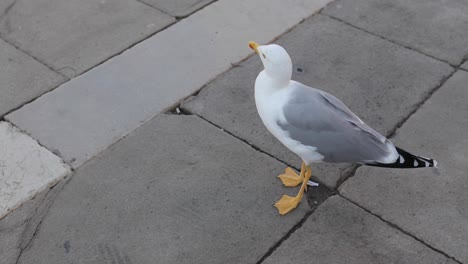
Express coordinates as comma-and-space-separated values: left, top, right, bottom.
248, 41, 437, 215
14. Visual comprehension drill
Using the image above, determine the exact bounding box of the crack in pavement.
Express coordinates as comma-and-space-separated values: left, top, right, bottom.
0, 0, 17, 22
13, 174, 73, 264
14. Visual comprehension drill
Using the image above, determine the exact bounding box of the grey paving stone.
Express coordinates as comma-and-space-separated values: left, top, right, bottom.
5, 0, 331, 169
0, 39, 65, 117
15, 115, 313, 264
323, 0, 468, 65
339, 71, 468, 263
181, 15, 453, 188
140, 0, 215, 17
0, 0, 175, 77
263, 196, 456, 264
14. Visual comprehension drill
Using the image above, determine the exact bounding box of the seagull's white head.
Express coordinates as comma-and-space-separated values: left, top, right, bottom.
249, 41, 292, 86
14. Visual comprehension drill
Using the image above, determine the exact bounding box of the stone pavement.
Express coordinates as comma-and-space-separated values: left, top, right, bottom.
6, 0, 328, 169
1, 0, 467, 263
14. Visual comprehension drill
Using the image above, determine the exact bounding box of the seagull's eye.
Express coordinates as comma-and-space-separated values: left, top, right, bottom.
262, 53, 267, 59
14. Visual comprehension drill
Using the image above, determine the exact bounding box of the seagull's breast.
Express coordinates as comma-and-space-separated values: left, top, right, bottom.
254, 72, 288, 140
254, 73, 324, 164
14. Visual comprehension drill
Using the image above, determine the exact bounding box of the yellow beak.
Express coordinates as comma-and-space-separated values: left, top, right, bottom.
248, 41, 259, 54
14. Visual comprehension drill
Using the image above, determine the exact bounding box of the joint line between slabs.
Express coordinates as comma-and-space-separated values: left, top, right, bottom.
1, 79, 66, 119
1, 118, 73, 169
322, 14, 455, 67
336, 65, 458, 189
386, 68, 456, 140
255, 210, 314, 264
384, 46, 468, 141
134, 0, 173, 17
189, 112, 300, 171
256, 193, 337, 264
338, 194, 463, 264
0, 36, 69, 80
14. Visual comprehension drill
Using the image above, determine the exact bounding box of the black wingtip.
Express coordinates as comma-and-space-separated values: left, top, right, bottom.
366, 147, 437, 169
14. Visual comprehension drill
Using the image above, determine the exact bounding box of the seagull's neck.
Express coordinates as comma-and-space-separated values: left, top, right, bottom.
256, 71, 290, 93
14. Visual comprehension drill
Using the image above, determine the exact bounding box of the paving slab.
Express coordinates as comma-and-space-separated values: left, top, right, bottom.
14, 114, 314, 264
263, 196, 456, 264
0, 38, 65, 117
0, 122, 70, 220
339, 71, 468, 263
0, 0, 175, 78
181, 15, 453, 188
140, 0, 215, 17
323, 0, 468, 65
6, 0, 332, 169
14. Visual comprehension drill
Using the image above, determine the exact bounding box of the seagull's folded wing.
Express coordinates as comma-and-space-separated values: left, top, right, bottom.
276, 82, 397, 164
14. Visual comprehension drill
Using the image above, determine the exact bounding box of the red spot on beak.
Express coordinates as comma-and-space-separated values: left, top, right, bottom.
248, 41, 259, 54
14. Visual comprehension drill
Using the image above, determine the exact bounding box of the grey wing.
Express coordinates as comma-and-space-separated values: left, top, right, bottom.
317, 90, 387, 143
277, 83, 397, 163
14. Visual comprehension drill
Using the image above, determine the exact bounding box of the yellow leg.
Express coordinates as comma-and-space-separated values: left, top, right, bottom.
277, 162, 305, 187
274, 165, 312, 215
